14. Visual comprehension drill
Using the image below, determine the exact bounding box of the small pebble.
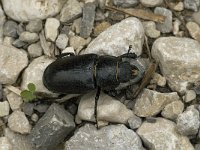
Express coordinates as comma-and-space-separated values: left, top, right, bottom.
65, 103, 77, 115
6, 92, 23, 111
31, 113, 39, 122
0, 101, 10, 117
184, 0, 199, 12
93, 21, 111, 36
12, 39, 27, 48
173, 19, 181, 36
146, 117, 157, 123
22, 103, 34, 116
95, 9, 105, 21
72, 18, 81, 34
62, 47, 75, 54
193, 11, 200, 25
26, 19, 43, 33
128, 116, 142, 129
184, 90, 196, 103
140, 0, 163, 7
3, 36, 14, 46
28, 42, 43, 58
19, 31, 39, 43
151, 73, 166, 87
34, 104, 49, 113
17, 23, 25, 36
45, 18, 60, 42
195, 144, 200, 150
3, 20, 18, 38
113, 0, 139, 7
186, 22, 200, 42
56, 34, 69, 50
142, 21, 160, 38
171, 2, 184, 11
69, 35, 91, 50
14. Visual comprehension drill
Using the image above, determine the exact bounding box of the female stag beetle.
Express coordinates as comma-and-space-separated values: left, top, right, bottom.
43, 46, 145, 127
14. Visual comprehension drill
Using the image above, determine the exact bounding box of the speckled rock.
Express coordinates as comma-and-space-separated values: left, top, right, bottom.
26, 19, 43, 33
151, 72, 166, 87
56, 34, 69, 50
27, 42, 43, 58
69, 35, 91, 51
0, 137, 12, 150
65, 124, 144, 150
184, 0, 199, 12
2, 0, 66, 22
0, 4, 5, 43
19, 32, 39, 43
137, 118, 194, 150
0, 44, 28, 84
0, 101, 10, 117
6, 92, 23, 111
45, 18, 60, 42
142, 21, 160, 38
140, 0, 163, 7
152, 37, 200, 94
128, 116, 142, 129
193, 11, 200, 25
84, 17, 144, 56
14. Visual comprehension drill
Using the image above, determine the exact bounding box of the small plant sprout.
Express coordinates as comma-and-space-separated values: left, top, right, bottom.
20, 83, 36, 102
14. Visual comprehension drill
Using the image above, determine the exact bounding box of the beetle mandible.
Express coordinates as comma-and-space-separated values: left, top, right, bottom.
43, 46, 145, 127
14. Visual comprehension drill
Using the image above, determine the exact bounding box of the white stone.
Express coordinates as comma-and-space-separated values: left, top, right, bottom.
186, 22, 200, 42
0, 101, 10, 117
83, 17, 144, 56
142, 21, 160, 38
3, 37, 14, 46
45, 18, 60, 42
184, 90, 196, 102
0, 137, 12, 150
2, 0, 65, 22
140, 0, 163, 7
62, 47, 75, 54
56, 34, 69, 50
6, 92, 23, 111
19, 32, 39, 43
27, 42, 43, 58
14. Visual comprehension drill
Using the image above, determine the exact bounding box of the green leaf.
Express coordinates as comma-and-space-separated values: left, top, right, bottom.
28, 83, 36, 92
20, 90, 35, 102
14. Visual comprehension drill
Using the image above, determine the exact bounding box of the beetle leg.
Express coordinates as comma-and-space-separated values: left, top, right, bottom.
56, 52, 75, 59
95, 87, 101, 129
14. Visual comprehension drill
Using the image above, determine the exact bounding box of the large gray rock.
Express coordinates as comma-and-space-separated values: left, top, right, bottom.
152, 37, 200, 94
137, 118, 195, 150
0, 4, 5, 43
65, 124, 144, 150
0, 44, 28, 84
83, 17, 144, 56
2, 0, 66, 22
29, 103, 75, 150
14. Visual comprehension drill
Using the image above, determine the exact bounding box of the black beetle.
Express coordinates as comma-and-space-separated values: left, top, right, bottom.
43, 46, 145, 127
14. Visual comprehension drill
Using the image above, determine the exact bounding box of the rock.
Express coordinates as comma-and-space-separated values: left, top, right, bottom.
173, 19, 181, 36
69, 35, 91, 51
193, 11, 200, 25
80, 2, 96, 38
22, 103, 34, 116
62, 47, 75, 54
60, 0, 82, 23
21, 56, 56, 96
133, 89, 180, 117
12, 39, 27, 48
184, 90, 196, 103
137, 118, 194, 150
186, 22, 200, 42
56, 34, 69, 50
65, 124, 144, 150
195, 144, 200, 150
19, 31, 39, 43
2, 0, 65, 22
27, 42, 43, 58
161, 101, 184, 120
8, 110, 31, 134
3, 36, 14, 46
142, 21, 160, 38
26, 19, 43, 33
0, 4, 6, 43
93, 22, 111, 36
31, 113, 39, 122
151, 72, 166, 87
140, 0, 163, 7
45, 18, 60, 42
78, 91, 135, 124
95, 9, 106, 21
152, 37, 200, 94
0, 44, 28, 84
60, 25, 71, 35
29, 103, 75, 150
0, 137, 12, 150
154, 7, 172, 33
113, 0, 139, 7
0, 101, 10, 117
66, 103, 78, 115
17, 23, 25, 36
184, 0, 199, 12
34, 104, 49, 113
71, 18, 81, 34
6, 92, 23, 111
3, 20, 18, 38
171, 2, 184, 11
177, 107, 200, 136
84, 17, 144, 56
128, 116, 142, 129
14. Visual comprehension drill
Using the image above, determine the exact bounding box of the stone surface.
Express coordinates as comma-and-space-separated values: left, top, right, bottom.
0, 44, 28, 84
19, 32, 39, 43
161, 101, 184, 120
195, 144, 200, 150
193, 11, 200, 25
3, 20, 18, 38
93, 21, 111, 36
177, 107, 200, 136
2, 0, 65, 22
154, 7, 172, 33
29, 103, 75, 150
22, 103, 34, 116
26, 19, 43, 33
152, 37, 200, 94
184, 90, 196, 102
60, 0, 82, 23
45, 18, 60, 42
142, 21, 160, 38
184, 0, 199, 11
78, 91, 135, 124
133, 89, 180, 117
0, 137, 12, 150
0, 4, 5, 43
69, 35, 91, 51
12, 39, 27, 48
27, 42, 43, 58
71, 18, 81, 34
173, 19, 181, 36
84, 17, 144, 56
34, 104, 49, 113
0, 101, 10, 117
21, 56, 56, 96
128, 115, 142, 129
62, 47, 75, 54
65, 124, 144, 150
80, 2, 96, 38
8, 110, 31, 134
6, 92, 23, 111
3, 37, 14, 46
31, 113, 39, 122
171, 2, 184, 11
113, 0, 139, 7
151, 72, 166, 87
56, 34, 69, 50
140, 0, 163, 7
186, 22, 200, 42
137, 118, 194, 150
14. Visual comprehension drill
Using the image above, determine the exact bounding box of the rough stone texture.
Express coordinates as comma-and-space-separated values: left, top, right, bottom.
172, 2, 184, 11
113, 0, 139, 7
0, 101, 10, 117
27, 42, 43, 58
186, 22, 200, 42
142, 21, 160, 38
151, 72, 166, 87
29, 103, 75, 150
80, 2, 96, 38
56, 34, 69, 50
19, 32, 39, 43
62, 47, 75, 54
60, 0, 82, 23
177, 107, 200, 136
154, 7, 172, 33
184, 90, 196, 103
72, 18, 81, 34
0, 4, 5, 43
3, 20, 18, 38
0, 44, 28, 84
22, 103, 34, 116
3, 37, 14, 46
152, 37, 200, 94
45, 18, 60, 42
8, 111, 31, 134
84, 17, 144, 56
26, 19, 43, 33
93, 21, 111, 36
128, 115, 142, 129
140, 0, 163, 7
78, 91, 135, 124
184, 0, 199, 12
0, 137, 12, 150
6, 92, 23, 111
65, 124, 144, 150
195, 144, 200, 150
133, 89, 180, 117
2, 0, 66, 22
173, 19, 181, 36
12, 39, 27, 48
69, 35, 91, 51
21, 56, 56, 96
193, 11, 200, 25
161, 101, 184, 121
137, 118, 194, 150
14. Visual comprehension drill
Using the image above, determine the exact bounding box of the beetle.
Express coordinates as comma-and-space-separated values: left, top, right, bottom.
43, 46, 145, 127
